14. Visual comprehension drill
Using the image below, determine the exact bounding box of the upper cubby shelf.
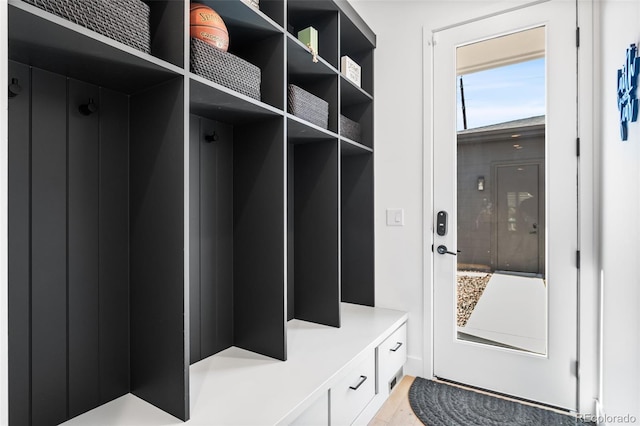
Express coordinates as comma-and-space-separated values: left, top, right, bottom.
339, 7, 374, 55
190, 74, 283, 123
339, 79, 373, 148
8, 0, 183, 94
339, 14, 374, 95
287, 34, 336, 77
338, 2, 375, 95
194, 1, 286, 109
287, 1, 339, 69
287, 113, 338, 143
340, 137, 373, 155
340, 74, 373, 106
206, 0, 285, 33
336, 0, 375, 46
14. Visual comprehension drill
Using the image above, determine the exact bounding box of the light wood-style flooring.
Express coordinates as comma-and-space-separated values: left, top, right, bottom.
368, 376, 424, 426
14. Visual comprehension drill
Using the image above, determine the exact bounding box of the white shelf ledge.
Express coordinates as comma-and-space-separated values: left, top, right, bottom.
61, 303, 407, 426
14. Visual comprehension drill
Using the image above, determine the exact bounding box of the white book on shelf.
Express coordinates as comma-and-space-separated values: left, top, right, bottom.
341, 55, 361, 87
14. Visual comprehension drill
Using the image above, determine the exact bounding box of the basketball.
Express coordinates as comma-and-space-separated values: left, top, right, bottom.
190, 3, 229, 52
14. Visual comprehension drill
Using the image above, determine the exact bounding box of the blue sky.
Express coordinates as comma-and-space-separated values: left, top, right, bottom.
456, 58, 545, 130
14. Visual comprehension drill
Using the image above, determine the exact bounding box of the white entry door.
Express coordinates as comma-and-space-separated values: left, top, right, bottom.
432, 1, 578, 410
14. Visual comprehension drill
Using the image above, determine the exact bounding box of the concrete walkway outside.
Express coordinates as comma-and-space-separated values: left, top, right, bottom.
457, 272, 547, 355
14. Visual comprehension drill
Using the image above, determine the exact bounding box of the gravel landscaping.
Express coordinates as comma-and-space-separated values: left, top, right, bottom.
457, 272, 492, 327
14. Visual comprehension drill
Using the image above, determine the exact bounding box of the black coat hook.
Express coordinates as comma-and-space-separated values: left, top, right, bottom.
205, 131, 219, 143
8, 78, 22, 98
79, 98, 97, 115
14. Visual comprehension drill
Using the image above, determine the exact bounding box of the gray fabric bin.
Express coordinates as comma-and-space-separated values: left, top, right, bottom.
22, 0, 151, 53
191, 38, 261, 101
340, 114, 361, 142
288, 84, 329, 129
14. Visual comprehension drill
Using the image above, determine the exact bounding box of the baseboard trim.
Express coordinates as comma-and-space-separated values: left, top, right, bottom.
404, 355, 423, 378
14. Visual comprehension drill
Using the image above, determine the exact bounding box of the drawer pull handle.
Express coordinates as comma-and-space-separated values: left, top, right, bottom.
390, 342, 403, 352
349, 375, 368, 391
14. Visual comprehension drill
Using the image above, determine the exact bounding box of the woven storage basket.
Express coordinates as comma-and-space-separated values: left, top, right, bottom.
340, 114, 361, 142
22, 0, 150, 53
288, 84, 329, 129
191, 38, 261, 101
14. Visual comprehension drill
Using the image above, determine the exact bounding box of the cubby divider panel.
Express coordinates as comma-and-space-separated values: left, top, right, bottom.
189, 115, 235, 364
285, 125, 341, 323
340, 149, 374, 306
189, 115, 202, 364
257, 0, 285, 28
130, 77, 188, 421
291, 140, 340, 327
146, 0, 186, 68
230, 33, 285, 110
234, 117, 287, 361
8, 61, 31, 426
287, 140, 295, 322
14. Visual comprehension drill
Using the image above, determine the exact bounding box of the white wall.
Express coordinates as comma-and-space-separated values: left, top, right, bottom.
598, 0, 640, 422
350, 0, 601, 415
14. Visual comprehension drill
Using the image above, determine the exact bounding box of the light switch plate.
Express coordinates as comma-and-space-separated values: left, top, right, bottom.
386, 208, 404, 226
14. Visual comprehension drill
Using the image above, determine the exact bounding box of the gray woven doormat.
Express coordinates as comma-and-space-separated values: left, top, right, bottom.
409, 377, 589, 425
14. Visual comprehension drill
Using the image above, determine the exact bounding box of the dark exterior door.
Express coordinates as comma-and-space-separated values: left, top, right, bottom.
495, 163, 543, 275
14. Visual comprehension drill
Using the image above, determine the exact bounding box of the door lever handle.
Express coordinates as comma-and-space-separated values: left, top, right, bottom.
437, 245, 457, 256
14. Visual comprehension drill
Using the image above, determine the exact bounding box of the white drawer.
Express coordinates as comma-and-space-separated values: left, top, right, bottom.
330, 350, 376, 426
290, 391, 329, 426
378, 323, 407, 387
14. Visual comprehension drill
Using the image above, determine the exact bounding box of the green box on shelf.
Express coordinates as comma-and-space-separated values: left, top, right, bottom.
298, 26, 318, 55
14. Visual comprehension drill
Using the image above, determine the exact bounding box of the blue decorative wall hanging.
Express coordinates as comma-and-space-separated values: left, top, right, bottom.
617, 44, 640, 141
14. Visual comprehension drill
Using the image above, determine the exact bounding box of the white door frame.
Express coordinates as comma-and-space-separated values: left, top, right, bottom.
422, 0, 599, 415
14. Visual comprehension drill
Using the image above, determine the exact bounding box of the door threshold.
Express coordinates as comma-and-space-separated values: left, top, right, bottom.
494, 270, 544, 279
432, 377, 576, 416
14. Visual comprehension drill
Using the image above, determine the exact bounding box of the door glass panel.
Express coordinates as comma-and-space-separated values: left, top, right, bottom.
455, 27, 547, 355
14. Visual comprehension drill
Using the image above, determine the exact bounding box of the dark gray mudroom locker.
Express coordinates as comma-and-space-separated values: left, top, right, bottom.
6, 0, 375, 424
8, 54, 188, 425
